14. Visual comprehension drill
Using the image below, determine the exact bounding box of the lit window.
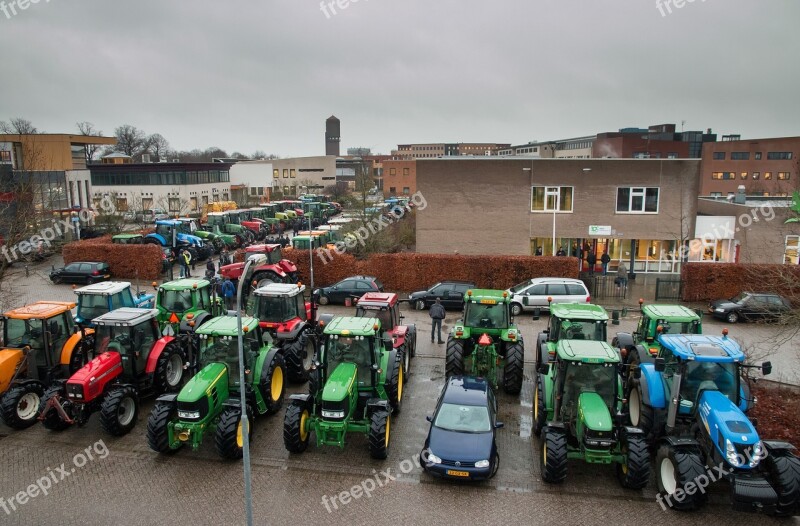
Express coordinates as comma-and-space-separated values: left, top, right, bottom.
531, 186, 573, 212
778, 172, 790, 180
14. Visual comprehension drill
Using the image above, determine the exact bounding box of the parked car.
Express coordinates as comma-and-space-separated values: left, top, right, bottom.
314, 276, 383, 305
50, 262, 111, 285
506, 277, 590, 315
408, 281, 475, 311
421, 376, 502, 481
709, 292, 791, 323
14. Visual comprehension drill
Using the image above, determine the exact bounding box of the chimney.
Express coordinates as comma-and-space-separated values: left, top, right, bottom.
734, 185, 746, 204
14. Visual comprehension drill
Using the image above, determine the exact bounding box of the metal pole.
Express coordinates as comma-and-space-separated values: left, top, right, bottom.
309, 214, 314, 291
235, 258, 254, 526
552, 210, 556, 256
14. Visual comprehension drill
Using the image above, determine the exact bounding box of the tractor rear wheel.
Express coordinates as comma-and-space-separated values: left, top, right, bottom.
445, 337, 465, 379
283, 401, 311, 454
99, 386, 139, 436
0, 383, 44, 429
368, 410, 391, 460
385, 352, 403, 414
765, 452, 800, 516
154, 344, 187, 393
259, 352, 286, 414
503, 342, 524, 395
215, 407, 252, 460
254, 272, 281, 289
616, 434, 650, 489
396, 343, 410, 381
284, 329, 314, 383
628, 381, 655, 438
39, 385, 72, 431
655, 444, 707, 511
533, 379, 546, 438
541, 426, 568, 483
147, 402, 181, 454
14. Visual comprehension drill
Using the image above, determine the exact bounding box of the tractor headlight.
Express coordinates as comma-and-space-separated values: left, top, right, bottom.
178, 410, 200, 420
749, 441, 766, 467
425, 451, 442, 465
475, 459, 490, 468
322, 410, 345, 419
726, 439, 741, 467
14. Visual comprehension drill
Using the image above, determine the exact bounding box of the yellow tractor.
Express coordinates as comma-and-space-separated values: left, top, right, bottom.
0, 301, 93, 429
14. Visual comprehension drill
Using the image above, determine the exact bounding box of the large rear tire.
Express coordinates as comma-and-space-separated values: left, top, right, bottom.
0, 383, 44, 430
503, 342, 524, 395
655, 444, 708, 511
396, 343, 410, 380
284, 329, 314, 383
628, 382, 655, 439
445, 337, 465, 379
215, 407, 252, 460
154, 344, 187, 393
616, 434, 650, 489
259, 353, 286, 414
385, 352, 403, 414
147, 402, 181, 454
39, 385, 72, 431
99, 386, 139, 436
533, 378, 546, 438
541, 426, 568, 483
368, 410, 391, 460
283, 401, 311, 454
765, 452, 800, 517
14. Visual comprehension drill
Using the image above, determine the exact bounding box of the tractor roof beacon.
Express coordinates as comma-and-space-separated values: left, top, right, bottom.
146, 315, 286, 459
536, 303, 609, 377
534, 339, 650, 489
613, 302, 702, 368
446, 289, 524, 395
628, 332, 800, 515
355, 292, 417, 381
250, 283, 317, 384
39, 308, 194, 437
283, 316, 403, 459
0, 301, 92, 429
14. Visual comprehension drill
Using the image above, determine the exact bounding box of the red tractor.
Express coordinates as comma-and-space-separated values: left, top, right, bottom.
39, 308, 193, 436
354, 292, 416, 378
250, 283, 316, 383
219, 244, 298, 288
233, 209, 269, 240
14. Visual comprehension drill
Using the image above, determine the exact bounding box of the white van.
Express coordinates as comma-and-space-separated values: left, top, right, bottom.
507, 277, 591, 315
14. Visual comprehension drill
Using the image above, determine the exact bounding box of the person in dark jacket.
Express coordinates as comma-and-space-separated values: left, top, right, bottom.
601, 251, 611, 275
221, 278, 236, 310
429, 298, 446, 344
586, 251, 597, 275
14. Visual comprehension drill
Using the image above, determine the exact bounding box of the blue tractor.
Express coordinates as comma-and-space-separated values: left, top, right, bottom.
73, 281, 156, 326
627, 332, 800, 515
145, 220, 211, 261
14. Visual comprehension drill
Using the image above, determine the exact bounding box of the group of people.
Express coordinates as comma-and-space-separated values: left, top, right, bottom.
533, 243, 629, 287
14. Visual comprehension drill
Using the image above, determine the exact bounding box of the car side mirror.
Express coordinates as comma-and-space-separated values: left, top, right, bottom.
426, 415, 432, 422
495, 422, 504, 429
762, 361, 772, 376
654, 357, 666, 372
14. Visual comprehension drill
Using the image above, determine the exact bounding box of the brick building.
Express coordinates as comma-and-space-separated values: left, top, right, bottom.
382, 160, 416, 197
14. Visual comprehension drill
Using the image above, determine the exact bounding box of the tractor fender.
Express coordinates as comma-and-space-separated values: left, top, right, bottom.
60, 328, 95, 366
288, 393, 312, 405
254, 346, 281, 386
614, 332, 634, 350
637, 363, 666, 409
275, 319, 307, 341
633, 344, 655, 364
367, 398, 391, 412
146, 233, 167, 246
537, 333, 548, 354
145, 336, 177, 374
621, 426, 646, 437
180, 311, 210, 334
155, 393, 178, 405
222, 398, 245, 412
659, 435, 701, 451
762, 440, 797, 455
317, 313, 335, 329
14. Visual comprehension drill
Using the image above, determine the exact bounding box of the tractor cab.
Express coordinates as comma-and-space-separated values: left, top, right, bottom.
291, 235, 321, 250
546, 304, 608, 343
635, 304, 702, 344
321, 317, 386, 392
112, 234, 144, 245
252, 283, 310, 335
195, 316, 269, 386
74, 281, 155, 325
90, 308, 161, 379
155, 278, 221, 331
354, 292, 416, 375
463, 291, 509, 331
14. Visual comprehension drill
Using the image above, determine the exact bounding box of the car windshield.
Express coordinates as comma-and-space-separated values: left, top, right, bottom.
730, 293, 749, 303
558, 320, 606, 341
465, 303, 507, 329
256, 295, 297, 323
510, 280, 532, 294
160, 289, 193, 312
681, 361, 738, 404
77, 294, 109, 321
4, 318, 44, 349
434, 403, 491, 433
327, 335, 373, 386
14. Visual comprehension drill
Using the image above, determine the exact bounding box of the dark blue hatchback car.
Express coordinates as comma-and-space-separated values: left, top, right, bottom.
421, 376, 502, 480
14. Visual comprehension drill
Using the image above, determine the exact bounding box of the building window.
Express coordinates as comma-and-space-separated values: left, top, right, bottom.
290, 169, 296, 179
168, 197, 181, 213
403, 168, 409, 175
531, 186, 573, 213
283, 169, 288, 178
712, 152, 726, 160
389, 186, 396, 194
711, 172, 736, 180
731, 152, 750, 160
189, 197, 198, 211
115, 198, 128, 211
740, 172, 748, 179
403, 187, 410, 195
667, 153, 677, 159
778, 172, 791, 180
616, 187, 659, 213
764, 172, 773, 180
752, 172, 760, 180
767, 152, 793, 160
389, 168, 396, 175
0, 151, 10, 163
273, 169, 279, 179
755, 152, 762, 160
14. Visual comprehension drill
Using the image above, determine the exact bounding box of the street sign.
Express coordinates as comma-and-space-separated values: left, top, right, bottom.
589, 225, 612, 236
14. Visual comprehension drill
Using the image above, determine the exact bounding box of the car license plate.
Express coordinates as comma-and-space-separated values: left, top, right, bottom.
446, 469, 470, 477
104, 275, 110, 278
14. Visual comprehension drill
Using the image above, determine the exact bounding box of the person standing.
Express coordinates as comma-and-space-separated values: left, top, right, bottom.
617, 261, 629, 289
556, 247, 566, 256
586, 251, 597, 275
429, 298, 446, 344
221, 277, 236, 310
601, 251, 611, 275
535, 246, 543, 256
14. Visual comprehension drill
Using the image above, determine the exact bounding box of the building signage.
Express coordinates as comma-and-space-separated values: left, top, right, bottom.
589, 225, 612, 236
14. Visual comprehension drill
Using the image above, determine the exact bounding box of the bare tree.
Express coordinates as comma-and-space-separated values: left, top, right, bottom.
0, 118, 38, 134
113, 125, 148, 157
147, 133, 171, 162
76, 121, 104, 164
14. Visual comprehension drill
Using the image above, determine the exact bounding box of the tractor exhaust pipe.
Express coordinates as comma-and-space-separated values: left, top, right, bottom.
665, 372, 682, 432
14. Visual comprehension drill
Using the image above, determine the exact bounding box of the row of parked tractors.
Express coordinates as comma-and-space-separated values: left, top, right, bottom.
1, 275, 798, 516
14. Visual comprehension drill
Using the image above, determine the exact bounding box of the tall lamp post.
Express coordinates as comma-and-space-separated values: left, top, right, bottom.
235, 253, 267, 526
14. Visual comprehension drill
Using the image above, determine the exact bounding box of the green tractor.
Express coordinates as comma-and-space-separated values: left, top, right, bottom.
153, 278, 225, 333
175, 218, 225, 253
535, 303, 609, 376
445, 289, 524, 395
146, 315, 285, 459
283, 316, 403, 459
204, 212, 250, 247
535, 339, 650, 489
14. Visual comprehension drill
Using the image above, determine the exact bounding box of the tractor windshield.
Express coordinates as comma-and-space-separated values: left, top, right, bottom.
77, 294, 109, 322
160, 289, 194, 313
207, 216, 222, 227
4, 318, 44, 350
355, 307, 391, 332
561, 362, 617, 416
654, 320, 701, 335
326, 335, 374, 387
558, 320, 606, 341
155, 224, 173, 238
199, 337, 246, 385
681, 361, 738, 405
465, 303, 507, 329
267, 248, 283, 265
257, 295, 299, 323
434, 403, 492, 433
94, 325, 135, 358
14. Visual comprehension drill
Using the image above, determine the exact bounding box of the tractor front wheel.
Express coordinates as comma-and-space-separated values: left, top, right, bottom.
368, 410, 391, 460
215, 407, 252, 460
764, 452, 800, 516
445, 337, 465, 379
259, 352, 286, 414
541, 426, 568, 483
283, 401, 311, 454
99, 386, 139, 436
284, 329, 314, 383
655, 444, 707, 511
154, 344, 187, 393
503, 342, 524, 395
40, 385, 72, 431
254, 272, 281, 289
616, 434, 650, 489
147, 402, 181, 454
386, 352, 404, 414
628, 382, 655, 438
0, 383, 44, 429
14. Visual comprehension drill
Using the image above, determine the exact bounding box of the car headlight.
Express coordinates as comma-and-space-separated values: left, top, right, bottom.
425, 451, 442, 464
178, 410, 200, 419
322, 410, 345, 419
715, 308, 725, 313
475, 459, 490, 468
726, 439, 741, 467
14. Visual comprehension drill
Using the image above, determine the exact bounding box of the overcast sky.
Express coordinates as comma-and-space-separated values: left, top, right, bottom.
1, 0, 798, 157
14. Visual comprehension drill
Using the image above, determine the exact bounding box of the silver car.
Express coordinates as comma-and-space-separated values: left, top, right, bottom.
507, 278, 590, 315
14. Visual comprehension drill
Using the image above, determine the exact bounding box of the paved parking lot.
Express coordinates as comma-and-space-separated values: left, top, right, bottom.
0, 261, 798, 524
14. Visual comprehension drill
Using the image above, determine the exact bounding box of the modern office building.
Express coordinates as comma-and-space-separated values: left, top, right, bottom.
391, 142, 511, 160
